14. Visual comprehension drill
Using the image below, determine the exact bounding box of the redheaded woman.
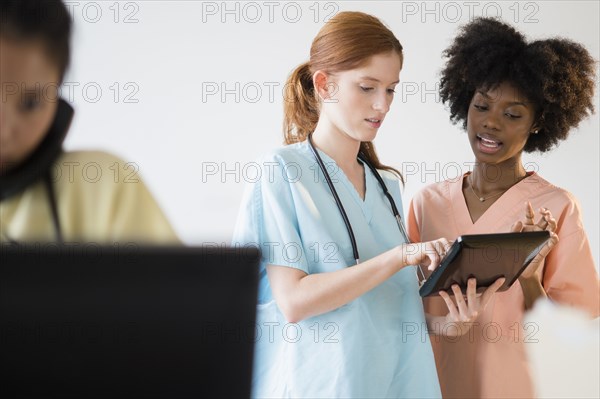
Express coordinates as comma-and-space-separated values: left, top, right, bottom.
233, 12, 503, 398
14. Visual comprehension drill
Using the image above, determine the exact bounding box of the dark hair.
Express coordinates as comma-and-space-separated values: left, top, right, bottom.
439, 17, 597, 153
0, 0, 72, 83
284, 11, 404, 180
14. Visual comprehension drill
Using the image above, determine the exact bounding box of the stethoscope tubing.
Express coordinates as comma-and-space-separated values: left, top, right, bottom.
307, 134, 411, 265
308, 134, 361, 263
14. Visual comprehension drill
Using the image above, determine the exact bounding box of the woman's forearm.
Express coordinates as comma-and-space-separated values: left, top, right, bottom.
519, 276, 547, 310
268, 245, 408, 323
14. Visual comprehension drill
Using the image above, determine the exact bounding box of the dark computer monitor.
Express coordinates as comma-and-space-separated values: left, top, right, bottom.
0, 244, 260, 398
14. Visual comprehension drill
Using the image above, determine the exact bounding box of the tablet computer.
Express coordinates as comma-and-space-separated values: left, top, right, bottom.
419, 231, 551, 297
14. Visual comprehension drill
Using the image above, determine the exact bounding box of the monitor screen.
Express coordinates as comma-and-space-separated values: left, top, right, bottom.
0, 244, 260, 398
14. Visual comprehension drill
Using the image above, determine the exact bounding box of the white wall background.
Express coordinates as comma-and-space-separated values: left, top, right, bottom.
63, 0, 599, 268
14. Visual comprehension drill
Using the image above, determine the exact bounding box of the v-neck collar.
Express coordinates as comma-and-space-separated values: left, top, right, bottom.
451, 172, 540, 233
311, 146, 375, 223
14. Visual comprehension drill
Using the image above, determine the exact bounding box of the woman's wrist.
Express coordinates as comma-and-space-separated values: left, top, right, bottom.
426, 314, 474, 337
518, 275, 547, 310
396, 244, 409, 270
518, 274, 544, 289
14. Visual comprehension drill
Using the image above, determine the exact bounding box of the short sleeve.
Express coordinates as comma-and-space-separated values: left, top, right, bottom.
542, 200, 600, 318
107, 172, 179, 244
232, 155, 309, 274
42, 151, 179, 244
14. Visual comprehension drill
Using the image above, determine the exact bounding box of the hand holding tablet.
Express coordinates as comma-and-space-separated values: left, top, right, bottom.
419, 231, 553, 297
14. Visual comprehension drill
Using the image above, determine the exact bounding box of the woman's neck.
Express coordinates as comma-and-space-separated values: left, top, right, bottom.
469, 158, 527, 194
311, 119, 362, 172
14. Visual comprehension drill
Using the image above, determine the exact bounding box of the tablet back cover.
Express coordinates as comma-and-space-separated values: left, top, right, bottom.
419, 231, 550, 297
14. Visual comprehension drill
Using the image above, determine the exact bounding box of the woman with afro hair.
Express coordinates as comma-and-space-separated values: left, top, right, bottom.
407, 17, 600, 398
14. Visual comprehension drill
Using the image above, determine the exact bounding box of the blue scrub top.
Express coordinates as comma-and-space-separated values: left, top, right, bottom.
233, 141, 441, 398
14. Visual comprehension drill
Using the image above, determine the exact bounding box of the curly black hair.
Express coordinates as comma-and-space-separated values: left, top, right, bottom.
0, 0, 72, 83
439, 17, 597, 153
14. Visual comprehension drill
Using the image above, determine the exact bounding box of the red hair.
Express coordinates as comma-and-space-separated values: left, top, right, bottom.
283, 11, 403, 179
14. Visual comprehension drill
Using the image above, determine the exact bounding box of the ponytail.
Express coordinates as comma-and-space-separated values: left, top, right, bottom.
283, 62, 320, 144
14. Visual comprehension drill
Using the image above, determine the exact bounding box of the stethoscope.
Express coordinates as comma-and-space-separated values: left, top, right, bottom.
307, 134, 426, 283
